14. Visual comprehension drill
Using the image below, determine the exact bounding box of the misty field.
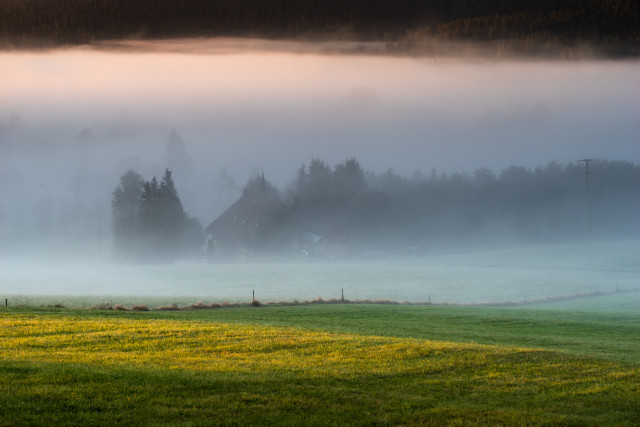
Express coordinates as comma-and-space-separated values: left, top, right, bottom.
1, 304, 639, 425
2, 240, 639, 308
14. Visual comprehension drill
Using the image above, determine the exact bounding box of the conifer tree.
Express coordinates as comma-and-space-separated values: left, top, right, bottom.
111, 170, 144, 259
112, 168, 203, 262
158, 168, 187, 247
138, 176, 162, 259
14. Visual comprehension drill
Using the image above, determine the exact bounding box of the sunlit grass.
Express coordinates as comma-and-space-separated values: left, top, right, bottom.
1, 308, 639, 425
0, 313, 513, 375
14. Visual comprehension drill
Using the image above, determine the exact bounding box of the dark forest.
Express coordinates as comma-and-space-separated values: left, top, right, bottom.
1, 0, 639, 56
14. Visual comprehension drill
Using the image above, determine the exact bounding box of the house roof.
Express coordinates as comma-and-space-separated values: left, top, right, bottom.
205, 191, 281, 248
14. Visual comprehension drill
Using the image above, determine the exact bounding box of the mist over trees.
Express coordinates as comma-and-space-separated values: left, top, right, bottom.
238, 158, 639, 257
110, 158, 638, 261
359, 160, 639, 249
292, 158, 366, 217
112, 168, 203, 262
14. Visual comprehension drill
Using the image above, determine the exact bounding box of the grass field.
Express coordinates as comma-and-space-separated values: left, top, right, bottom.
1, 304, 639, 425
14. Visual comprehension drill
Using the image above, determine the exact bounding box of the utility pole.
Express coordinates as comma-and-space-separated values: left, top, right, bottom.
577, 159, 594, 239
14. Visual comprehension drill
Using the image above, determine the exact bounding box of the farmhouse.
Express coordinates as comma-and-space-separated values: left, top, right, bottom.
204, 174, 281, 261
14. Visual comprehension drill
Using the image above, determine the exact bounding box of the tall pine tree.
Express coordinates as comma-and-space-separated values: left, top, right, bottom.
138, 169, 203, 261
112, 168, 203, 262
111, 170, 144, 259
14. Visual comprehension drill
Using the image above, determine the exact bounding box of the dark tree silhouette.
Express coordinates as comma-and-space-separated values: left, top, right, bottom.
138, 169, 188, 260
113, 168, 203, 262
280, 157, 639, 252
111, 170, 145, 259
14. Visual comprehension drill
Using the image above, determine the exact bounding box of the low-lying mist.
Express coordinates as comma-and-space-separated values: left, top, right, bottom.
1, 241, 638, 307
1, 39, 638, 303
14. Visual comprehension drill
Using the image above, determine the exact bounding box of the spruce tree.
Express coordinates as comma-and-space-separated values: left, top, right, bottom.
137, 169, 202, 261
138, 176, 162, 260
112, 168, 204, 262
111, 170, 144, 259
158, 168, 187, 250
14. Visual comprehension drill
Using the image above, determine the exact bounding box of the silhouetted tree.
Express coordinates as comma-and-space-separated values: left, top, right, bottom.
111, 170, 145, 259
306, 158, 332, 202
334, 157, 366, 198
138, 176, 162, 259
138, 169, 191, 260
110, 168, 203, 262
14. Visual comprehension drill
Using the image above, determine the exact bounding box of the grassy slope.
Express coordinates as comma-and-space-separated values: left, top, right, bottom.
1, 305, 639, 425
52, 303, 636, 364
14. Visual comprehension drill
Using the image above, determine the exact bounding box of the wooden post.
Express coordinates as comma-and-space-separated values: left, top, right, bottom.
5, 298, 7, 307
252, 290, 255, 303
341, 289, 344, 302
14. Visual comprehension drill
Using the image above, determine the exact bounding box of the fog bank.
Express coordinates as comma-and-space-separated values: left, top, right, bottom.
1, 40, 639, 261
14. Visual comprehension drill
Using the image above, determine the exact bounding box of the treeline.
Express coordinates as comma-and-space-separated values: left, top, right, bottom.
362, 160, 639, 248
260, 158, 639, 252
111, 169, 202, 262
1, 0, 638, 56
113, 158, 638, 260
398, 1, 640, 57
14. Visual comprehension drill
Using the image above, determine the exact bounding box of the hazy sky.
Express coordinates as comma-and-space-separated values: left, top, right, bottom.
1, 39, 639, 230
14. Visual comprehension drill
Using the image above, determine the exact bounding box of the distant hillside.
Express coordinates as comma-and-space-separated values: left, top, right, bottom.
1, 0, 638, 56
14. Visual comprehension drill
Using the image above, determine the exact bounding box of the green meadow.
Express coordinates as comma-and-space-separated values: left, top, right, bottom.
1, 302, 639, 425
